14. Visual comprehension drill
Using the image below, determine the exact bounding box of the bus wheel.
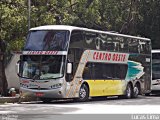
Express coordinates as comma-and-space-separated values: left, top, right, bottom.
132, 84, 139, 98
125, 84, 132, 99
78, 84, 89, 102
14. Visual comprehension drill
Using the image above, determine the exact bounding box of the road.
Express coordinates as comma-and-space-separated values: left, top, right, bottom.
1, 95, 160, 120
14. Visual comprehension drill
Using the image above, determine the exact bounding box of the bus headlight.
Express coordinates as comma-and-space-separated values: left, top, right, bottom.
50, 83, 62, 89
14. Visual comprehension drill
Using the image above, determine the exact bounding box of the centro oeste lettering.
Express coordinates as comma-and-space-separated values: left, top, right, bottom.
93, 52, 126, 62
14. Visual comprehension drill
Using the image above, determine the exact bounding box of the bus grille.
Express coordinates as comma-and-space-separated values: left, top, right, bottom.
29, 88, 50, 90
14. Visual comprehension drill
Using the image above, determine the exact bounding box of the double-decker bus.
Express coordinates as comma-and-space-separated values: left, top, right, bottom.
150, 50, 160, 94
17, 25, 151, 102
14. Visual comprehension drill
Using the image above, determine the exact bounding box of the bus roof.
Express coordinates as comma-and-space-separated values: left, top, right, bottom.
30, 25, 150, 41
152, 50, 160, 53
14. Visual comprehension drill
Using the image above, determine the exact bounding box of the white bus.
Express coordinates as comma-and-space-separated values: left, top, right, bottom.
17, 25, 151, 102
151, 50, 160, 94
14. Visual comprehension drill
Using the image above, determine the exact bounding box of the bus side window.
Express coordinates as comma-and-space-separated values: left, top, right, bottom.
84, 32, 97, 49
82, 63, 92, 79
66, 48, 84, 82
82, 62, 128, 80
145, 41, 151, 54
66, 49, 74, 82
68, 49, 74, 62
122, 38, 129, 52
128, 38, 139, 53
103, 35, 120, 52
70, 30, 84, 48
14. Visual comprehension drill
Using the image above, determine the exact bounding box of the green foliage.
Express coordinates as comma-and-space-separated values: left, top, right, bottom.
0, 0, 160, 50
1, 0, 27, 51
137, 0, 160, 48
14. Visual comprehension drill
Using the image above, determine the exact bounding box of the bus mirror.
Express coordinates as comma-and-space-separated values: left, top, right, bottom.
16, 61, 20, 76
67, 63, 72, 74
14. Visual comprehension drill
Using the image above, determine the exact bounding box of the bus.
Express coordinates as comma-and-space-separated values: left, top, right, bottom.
151, 50, 160, 94
17, 25, 151, 102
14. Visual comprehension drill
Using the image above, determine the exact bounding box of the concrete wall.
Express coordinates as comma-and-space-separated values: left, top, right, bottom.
5, 54, 20, 90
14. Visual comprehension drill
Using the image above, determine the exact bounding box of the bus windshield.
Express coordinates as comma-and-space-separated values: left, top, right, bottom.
152, 63, 160, 80
152, 52, 160, 80
20, 55, 65, 80
24, 30, 69, 51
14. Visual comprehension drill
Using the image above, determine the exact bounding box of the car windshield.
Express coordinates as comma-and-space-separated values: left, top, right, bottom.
20, 55, 66, 80
24, 30, 70, 51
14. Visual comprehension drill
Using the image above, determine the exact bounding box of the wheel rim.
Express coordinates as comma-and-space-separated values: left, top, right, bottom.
126, 86, 131, 98
134, 86, 139, 96
79, 87, 87, 99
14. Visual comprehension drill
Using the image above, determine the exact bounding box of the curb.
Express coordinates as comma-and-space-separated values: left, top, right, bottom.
0, 97, 38, 103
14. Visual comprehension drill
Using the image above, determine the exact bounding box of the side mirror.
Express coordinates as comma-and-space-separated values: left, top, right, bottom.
67, 63, 72, 74
16, 61, 20, 76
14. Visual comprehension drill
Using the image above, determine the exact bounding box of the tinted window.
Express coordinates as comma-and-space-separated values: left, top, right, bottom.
152, 53, 160, 59
84, 32, 97, 49
118, 37, 128, 52
152, 63, 160, 80
83, 62, 128, 80
70, 30, 151, 54
70, 30, 84, 48
128, 38, 139, 53
25, 30, 69, 51
152, 53, 160, 80
67, 48, 83, 78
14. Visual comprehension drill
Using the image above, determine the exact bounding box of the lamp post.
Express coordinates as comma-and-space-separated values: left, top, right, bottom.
28, 0, 31, 31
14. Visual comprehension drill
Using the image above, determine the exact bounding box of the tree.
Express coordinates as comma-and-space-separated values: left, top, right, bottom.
0, 0, 27, 96
0, 40, 8, 96
137, 0, 160, 49
0, 1, 160, 97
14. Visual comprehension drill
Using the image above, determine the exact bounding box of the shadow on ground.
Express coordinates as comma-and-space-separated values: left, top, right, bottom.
21, 94, 160, 105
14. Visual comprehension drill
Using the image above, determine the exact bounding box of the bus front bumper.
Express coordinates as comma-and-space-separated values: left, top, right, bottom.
20, 87, 66, 99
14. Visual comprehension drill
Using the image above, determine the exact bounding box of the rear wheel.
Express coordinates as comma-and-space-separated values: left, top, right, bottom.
132, 84, 140, 98
78, 84, 89, 102
125, 84, 133, 99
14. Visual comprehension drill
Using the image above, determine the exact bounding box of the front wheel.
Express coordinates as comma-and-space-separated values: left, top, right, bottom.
78, 84, 89, 102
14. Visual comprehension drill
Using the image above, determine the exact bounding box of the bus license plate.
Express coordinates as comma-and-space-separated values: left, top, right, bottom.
35, 92, 44, 97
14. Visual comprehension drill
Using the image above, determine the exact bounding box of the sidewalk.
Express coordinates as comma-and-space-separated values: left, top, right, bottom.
0, 95, 38, 103
0, 96, 19, 103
